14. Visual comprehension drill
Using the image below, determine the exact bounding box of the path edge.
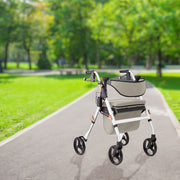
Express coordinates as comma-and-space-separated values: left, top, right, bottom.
150, 83, 180, 138
0, 88, 96, 147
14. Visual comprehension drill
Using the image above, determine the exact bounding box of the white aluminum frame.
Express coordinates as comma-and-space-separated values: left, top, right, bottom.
84, 107, 100, 140
83, 70, 155, 142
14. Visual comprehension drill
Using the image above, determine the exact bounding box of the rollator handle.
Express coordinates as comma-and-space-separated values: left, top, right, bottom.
135, 75, 141, 82
119, 70, 131, 80
86, 70, 94, 74
84, 70, 95, 82
102, 77, 109, 84
119, 70, 129, 73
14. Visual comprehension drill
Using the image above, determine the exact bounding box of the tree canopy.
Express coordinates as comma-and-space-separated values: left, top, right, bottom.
0, 0, 180, 76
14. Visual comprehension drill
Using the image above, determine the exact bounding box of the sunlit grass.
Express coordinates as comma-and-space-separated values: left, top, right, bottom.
4, 62, 38, 69
3, 62, 99, 70
140, 72, 180, 122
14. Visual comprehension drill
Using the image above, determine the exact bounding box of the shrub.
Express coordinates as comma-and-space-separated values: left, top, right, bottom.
37, 52, 51, 69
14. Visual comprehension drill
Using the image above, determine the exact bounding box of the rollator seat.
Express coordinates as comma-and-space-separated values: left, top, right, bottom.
102, 99, 146, 134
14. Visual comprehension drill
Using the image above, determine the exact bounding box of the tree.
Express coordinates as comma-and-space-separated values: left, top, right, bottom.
33, 1, 53, 69
48, 0, 96, 69
89, 0, 180, 76
18, 0, 39, 69
136, 0, 180, 76
0, 0, 19, 69
89, 0, 140, 67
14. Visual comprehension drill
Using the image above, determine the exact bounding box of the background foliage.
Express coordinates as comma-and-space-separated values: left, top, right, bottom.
0, 0, 180, 76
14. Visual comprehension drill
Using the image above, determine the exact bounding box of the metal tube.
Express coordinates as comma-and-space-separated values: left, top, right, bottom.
113, 116, 150, 125
94, 71, 101, 82
84, 123, 94, 140
105, 99, 114, 117
149, 120, 155, 135
114, 126, 124, 142
84, 107, 100, 140
129, 70, 136, 81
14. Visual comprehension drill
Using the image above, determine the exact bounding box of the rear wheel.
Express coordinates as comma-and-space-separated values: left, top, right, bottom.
73, 136, 86, 155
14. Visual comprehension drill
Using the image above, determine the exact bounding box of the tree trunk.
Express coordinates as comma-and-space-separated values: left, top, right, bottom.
23, 39, 32, 70
4, 43, 9, 69
156, 36, 162, 77
124, 49, 132, 68
0, 60, 3, 73
146, 54, 152, 69
16, 52, 20, 69
27, 49, 32, 70
83, 53, 88, 70
56, 60, 59, 67
70, 59, 74, 68
118, 54, 121, 68
127, 55, 132, 68
157, 49, 162, 77
96, 49, 101, 69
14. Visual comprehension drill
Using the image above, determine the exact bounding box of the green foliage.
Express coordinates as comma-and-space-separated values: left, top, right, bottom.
47, 0, 97, 68
0, 0, 180, 71
0, 0, 18, 44
89, 0, 180, 70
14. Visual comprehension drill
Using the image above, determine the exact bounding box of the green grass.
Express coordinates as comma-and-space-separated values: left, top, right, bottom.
3, 62, 61, 70
4, 62, 38, 70
3, 62, 123, 70
3, 62, 99, 70
140, 72, 180, 122
0, 72, 117, 141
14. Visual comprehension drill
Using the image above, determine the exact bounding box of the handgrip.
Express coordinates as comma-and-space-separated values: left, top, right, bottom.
119, 70, 131, 80
119, 70, 129, 73
83, 71, 95, 82
135, 75, 141, 82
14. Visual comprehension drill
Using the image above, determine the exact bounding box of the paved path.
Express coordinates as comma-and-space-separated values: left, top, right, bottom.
3, 68, 180, 76
0, 84, 180, 180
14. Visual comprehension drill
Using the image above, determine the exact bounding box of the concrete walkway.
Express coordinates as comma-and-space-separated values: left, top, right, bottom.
3, 68, 180, 76
0, 84, 180, 180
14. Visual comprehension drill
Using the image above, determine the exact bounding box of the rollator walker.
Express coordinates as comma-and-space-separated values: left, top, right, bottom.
73, 70, 157, 165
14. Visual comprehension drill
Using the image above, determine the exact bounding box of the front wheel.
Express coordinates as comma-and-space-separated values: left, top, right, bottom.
108, 145, 123, 165
73, 136, 86, 155
143, 138, 157, 156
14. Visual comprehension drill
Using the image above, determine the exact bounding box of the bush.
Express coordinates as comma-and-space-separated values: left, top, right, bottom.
37, 53, 51, 69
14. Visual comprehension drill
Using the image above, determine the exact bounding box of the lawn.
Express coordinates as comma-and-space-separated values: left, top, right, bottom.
3, 62, 119, 70
3, 62, 62, 70
140, 72, 180, 122
4, 62, 38, 70
3, 62, 98, 70
0, 72, 117, 141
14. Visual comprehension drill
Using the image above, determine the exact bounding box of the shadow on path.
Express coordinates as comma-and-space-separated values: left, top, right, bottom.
71, 155, 85, 180
71, 151, 148, 180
